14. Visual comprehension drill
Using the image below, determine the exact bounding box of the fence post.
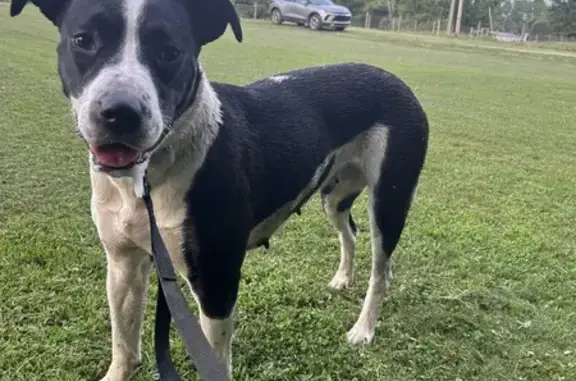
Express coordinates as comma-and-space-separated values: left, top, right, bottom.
455, 0, 464, 36
365, 12, 371, 28
447, 0, 456, 35
437, 19, 441, 35
253, 0, 258, 19
414, 20, 418, 32
398, 15, 402, 32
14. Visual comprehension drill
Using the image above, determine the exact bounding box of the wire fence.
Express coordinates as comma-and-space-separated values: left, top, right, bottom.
233, 0, 576, 44
2, 0, 573, 45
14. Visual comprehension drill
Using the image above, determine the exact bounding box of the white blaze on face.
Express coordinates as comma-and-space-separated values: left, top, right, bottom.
71, 0, 163, 150
123, 0, 147, 68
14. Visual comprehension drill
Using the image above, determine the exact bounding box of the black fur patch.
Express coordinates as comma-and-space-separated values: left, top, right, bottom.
336, 191, 361, 213
182, 63, 428, 318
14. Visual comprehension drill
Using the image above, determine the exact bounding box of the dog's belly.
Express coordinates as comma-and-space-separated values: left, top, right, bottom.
245, 124, 391, 251
246, 203, 292, 250
246, 152, 337, 251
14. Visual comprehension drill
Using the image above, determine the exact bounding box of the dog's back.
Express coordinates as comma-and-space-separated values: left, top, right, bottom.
245, 62, 428, 147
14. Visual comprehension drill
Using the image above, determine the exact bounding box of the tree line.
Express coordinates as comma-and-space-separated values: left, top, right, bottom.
241, 0, 575, 37
337, 0, 575, 36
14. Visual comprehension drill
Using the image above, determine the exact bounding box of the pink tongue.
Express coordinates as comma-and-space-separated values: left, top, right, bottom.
91, 144, 139, 168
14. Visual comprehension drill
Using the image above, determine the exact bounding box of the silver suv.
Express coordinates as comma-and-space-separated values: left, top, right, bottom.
269, 0, 352, 32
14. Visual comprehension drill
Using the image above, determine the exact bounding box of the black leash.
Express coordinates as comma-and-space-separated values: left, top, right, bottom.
142, 175, 230, 381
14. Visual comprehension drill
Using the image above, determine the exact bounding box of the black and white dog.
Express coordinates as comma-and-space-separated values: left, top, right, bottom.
10, 0, 429, 379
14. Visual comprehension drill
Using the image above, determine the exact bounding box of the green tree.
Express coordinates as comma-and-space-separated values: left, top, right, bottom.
462, 0, 501, 30
337, 0, 368, 14
548, 0, 576, 36
481, 0, 550, 34
514, 0, 549, 34
392, 0, 451, 19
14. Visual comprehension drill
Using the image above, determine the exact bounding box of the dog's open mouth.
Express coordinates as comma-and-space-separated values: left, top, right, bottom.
87, 129, 170, 171
90, 143, 145, 170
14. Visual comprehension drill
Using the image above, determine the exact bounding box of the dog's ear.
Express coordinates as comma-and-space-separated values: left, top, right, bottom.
10, 0, 71, 27
186, 0, 243, 46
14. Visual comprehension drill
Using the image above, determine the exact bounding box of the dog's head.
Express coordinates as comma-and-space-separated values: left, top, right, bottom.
10, 0, 242, 174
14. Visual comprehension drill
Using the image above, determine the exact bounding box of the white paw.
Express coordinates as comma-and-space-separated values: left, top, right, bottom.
346, 322, 375, 345
328, 271, 353, 291
99, 374, 126, 381
99, 374, 130, 381
99, 363, 137, 381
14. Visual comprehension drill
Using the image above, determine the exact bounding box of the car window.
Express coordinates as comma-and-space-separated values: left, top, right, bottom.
310, 0, 335, 5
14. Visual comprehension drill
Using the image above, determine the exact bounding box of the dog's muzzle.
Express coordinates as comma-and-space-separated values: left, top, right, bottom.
93, 90, 148, 136
86, 91, 167, 171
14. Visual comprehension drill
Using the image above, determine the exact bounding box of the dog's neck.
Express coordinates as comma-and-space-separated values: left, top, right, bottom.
152, 70, 221, 173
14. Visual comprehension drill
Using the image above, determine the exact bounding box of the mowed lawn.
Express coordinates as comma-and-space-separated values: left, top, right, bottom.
1, 5, 575, 381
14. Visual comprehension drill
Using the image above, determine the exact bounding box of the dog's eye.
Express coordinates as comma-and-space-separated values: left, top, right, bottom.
158, 46, 181, 62
72, 33, 95, 51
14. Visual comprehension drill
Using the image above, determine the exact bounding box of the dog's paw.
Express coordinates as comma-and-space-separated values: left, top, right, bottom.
98, 374, 129, 381
328, 271, 353, 291
98, 374, 125, 381
97, 361, 140, 381
346, 322, 375, 345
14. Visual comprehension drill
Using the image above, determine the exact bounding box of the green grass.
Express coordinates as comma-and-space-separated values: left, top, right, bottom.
345, 26, 576, 58
1, 5, 576, 381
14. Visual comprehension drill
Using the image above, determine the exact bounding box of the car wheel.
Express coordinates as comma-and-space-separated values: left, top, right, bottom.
271, 9, 283, 25
309, 14, 322, 31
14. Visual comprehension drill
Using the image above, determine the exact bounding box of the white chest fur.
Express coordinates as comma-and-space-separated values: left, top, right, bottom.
90, 169, 190, 277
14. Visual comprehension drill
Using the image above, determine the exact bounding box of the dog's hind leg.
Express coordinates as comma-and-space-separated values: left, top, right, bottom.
321, 165, 366, 291
346, 124, 427, 345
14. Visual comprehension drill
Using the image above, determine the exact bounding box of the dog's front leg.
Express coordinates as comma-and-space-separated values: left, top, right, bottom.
199, 305, 236, 376
188, 261, 243, 378
101, 246, 152, 381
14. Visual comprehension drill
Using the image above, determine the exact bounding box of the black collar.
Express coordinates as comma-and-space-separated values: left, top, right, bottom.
173, 63, 203, 121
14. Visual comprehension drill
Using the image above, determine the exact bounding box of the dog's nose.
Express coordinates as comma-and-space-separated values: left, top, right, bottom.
96, 93, 143, 133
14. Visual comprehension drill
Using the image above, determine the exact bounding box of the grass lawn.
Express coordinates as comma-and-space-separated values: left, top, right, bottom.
1, 5, 575, 381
